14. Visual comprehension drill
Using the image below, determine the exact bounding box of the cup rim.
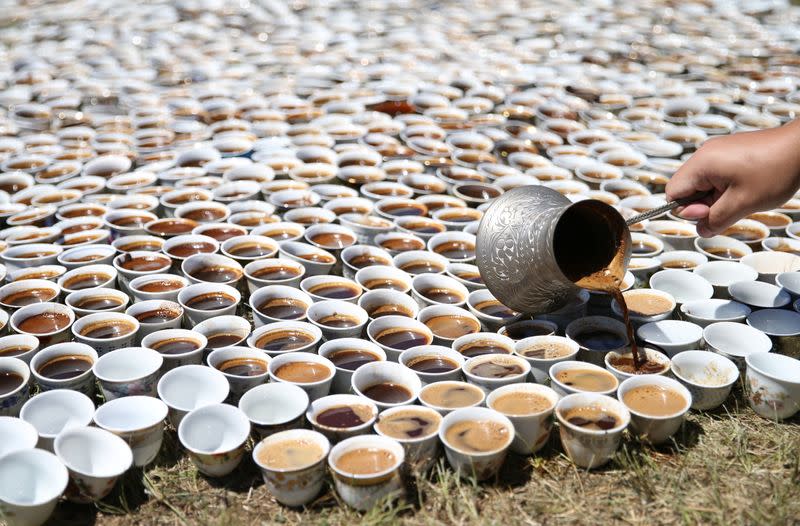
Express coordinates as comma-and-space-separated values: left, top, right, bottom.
252, 429, 331, 473
94, 395, 168, 433
0, 448, 69, 506
373, 405, 443, 443
177, 403, 251, 455
554, 393, 630, 434
93, 347, 164, 383
237, 383, 309, 426
669, 350, 739, 389
486, 383, 560, 418
617, 375, 692, 420
548, 360, 620, 395
438, 406, 515, 456
327, 434, 405, 480
54, 426, 133, 478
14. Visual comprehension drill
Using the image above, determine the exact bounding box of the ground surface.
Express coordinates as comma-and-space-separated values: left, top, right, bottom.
45, 381, 799, 526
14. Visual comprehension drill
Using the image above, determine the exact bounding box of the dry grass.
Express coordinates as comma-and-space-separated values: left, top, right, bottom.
46, 380, 800, 526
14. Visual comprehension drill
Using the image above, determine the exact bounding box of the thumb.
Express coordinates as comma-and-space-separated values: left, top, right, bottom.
697, 188, 743, 237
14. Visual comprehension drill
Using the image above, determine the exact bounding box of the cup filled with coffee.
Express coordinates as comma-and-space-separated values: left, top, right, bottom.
238, 383, 310, 439
161, 234, 220, 263
252, 429, 331, 507
181, 253, 244, 286
93, 395, 169, 467
249, 285, 313, 327
318, 338, 386, 394
0, 334, 40, 364
58, 264, 118, 295
418, 304, 482, 346
193, 315, 250, 350
306, 393, 378, 442
178, 403, 251, 477
177, 283, 241, 325
247, 321, 322, 357
29, 342, 98, 396
0, 357, 30, 416
374, 405, 442, 472
221, 234, 280, 264
514, 335, 580, 383
156, 364, 230, 428
498, 319, 559, 341
0, 279, 60, 310
466, 289, 519, 332
207, 346, 269, 400
399, 344, 465, 384
486, 383, 560, 455
617, 375, 691, 444
555, 392, 630, 469
549, 360, 620, 397
418, 380, 486, 415
451, 332, 515, 360
306, 300, 369, 340
392, 249, 449, 277
604, 347, 671, 382
327, 434, 406, 511
411, 273, 469, 308
66, 288, 130, 318
438, 406, 514, 480
129, 273, 189, 303
610, 289, 676, 327
71, 312, 140, 356
278, 241, 336, 277
462, 353, 531, 394
125, 300, 183, 343
351, 361, 422, 411
244, 257, 306, 293
268, 352, 335, 402
565, 316, 630, 366
341, 246, 394, 281
358, 289, 420, 321
301, 275, 364, 304
366, 315, 433, 362
142, 328, 208, 371
113, 252, 171, 294
92, 347, 163, 401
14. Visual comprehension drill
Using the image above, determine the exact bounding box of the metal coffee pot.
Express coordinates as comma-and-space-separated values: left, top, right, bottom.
476, 186, 631, 315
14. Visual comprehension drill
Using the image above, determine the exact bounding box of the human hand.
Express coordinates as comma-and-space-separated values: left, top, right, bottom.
665, 119, 800, 237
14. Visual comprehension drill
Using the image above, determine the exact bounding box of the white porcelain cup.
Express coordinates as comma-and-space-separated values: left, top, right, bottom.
307, 300, 369, 341
549, 360, 620, 397
617, 375, 692, 444
252, 429, 330, 507
703, 322, 773, 368
207, 346, 270, 401
0, 334, 40, 364
555, 393, 630, 469
268, 352, 335, 401
129, 273, 189, 303
399, 345, 465, 384
351, 361, 422, 411
328, 434, 405, 510
71, 312, 140, 355
93, 347, 163, 400
249, 285, 312, 327
157, 365, 230, 428
93, 395, 168, 467
636, 320, 703, 358
125, 300, 183, 343
54, 426, 133, 502
514, 335, 580, 383
670, 350, 738, 410
142, 329, 208, 371
238, 383, 310, 439
0, 357, 30, 417
29, 342, 98, 397
745, 352, 800, 420
373, 405, 442, 472
462, 354, 531, 394
10, 302, 75, 348
0, 416, 38, 458
20, 389, 95, 452
438, 406, 514, 480
193, 315, 251, 350
178, 403, 251, 477
306, 393, 378, 443
177, 282, 241, 325
318, 338, 386, 394
366, 315, 433, 362
486, 383, 560, 455
0, 448, 68, 526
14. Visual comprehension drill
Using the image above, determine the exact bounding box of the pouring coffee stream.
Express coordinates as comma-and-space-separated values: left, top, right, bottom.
477, 187, 711, 371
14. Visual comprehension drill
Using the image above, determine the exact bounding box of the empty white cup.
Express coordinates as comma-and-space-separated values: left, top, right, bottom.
93, 395, 168, 467
0, 448, 68, 526
93, 347, 163, 400
19, 389, 94, 452
178, 403, 251, 477
157, 365, 230, 428
238, 383, 309, 439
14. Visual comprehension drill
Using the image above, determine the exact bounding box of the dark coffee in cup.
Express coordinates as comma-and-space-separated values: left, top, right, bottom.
573, 330, 626, 351
74, 295, 124, 311
134, 308, 180, 324
723, 226, 763, 242
251, 265, 302, 281
457, 340, 511, 358
317, 314, 361, 328
258, 298, 307, 320
662, 260, 697, 269
19, 311, 70, 334
376, 407, 439, 439
406, 355, 459, 373
136, 279, 184, 293
309, 232, 356, 249
474, 300, 516, 319
2, 288, 57, 307
399, 260, 445, 274
419, 287, 463, 304
227, 243, 275, 258
469, 358, 524, 378
367, 303, 414, 318
362, 382, 412, 404
454, 270, 483, 284
80, 319, 136, 339
37, 355, 92, 379
0, 345, 33, 357
705, 247, 745, 259
335, 447, 397, 475
402, 220, 445, 235
298, 252, 336, 264
433, 241, 475, 260
189, 265, 242, 283
274, 361, 330, 383
379, 236, 425, 252
561, 406, 620, 430
185, 292, 236, 311
362, 278, 407, 291
327, 349, 380, 370
118, 240, 163, 252
379, 202, 426, 217
491, 391, 553, 416
167, 242, 216, 258
255, 329, 314, 352
219, 357, 268, 377
181, 207, 225, 222
424, 314, 480, 339
307, 282, 361, 300
118, 254, 169, 272
0, 371, 24, 395
375, 327, 430, 349
64, 273, 111, 290
152, 337, 200, 355
444, 420, 509, 452
347, 253, 391, 269
316, 404, 374, 428
631, 240, 658, 255
206, 333, 243, 348
201, 226, 247, 242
